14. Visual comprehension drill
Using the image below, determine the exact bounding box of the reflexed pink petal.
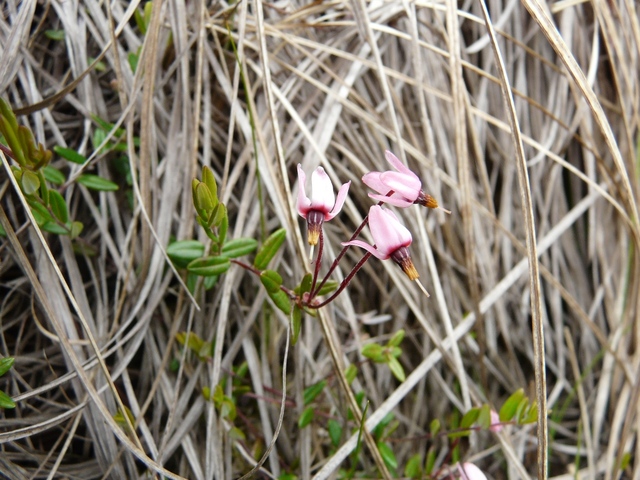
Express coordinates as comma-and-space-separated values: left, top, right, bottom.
327, 181, 351, 220
384, 150, 414, 175
342, 239, 389, 260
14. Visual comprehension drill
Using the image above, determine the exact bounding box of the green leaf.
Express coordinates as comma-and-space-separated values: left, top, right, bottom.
460, 407, 480, 430
204, 275, 218, 290
424, 448, 436, 474
21, 170, 40, 195
43, 166, 65, 184
54, 146, 87, 164
500, 388, 526, 422
187, 256, 230, 277
477, 404, 492, 430
209, 202, 227, 228
404, 454, 422, 479
0, 223, 5, 236
229, 426, 246, 441
377, 442, 397, 470
77, 174, 119, 191
0, 357, 14, 377
344, 364, 358, 384
514, 396, 529, 424
48, 190, 69, 223
387, 357, 405, 382
523, 400, 538, 424
254, 228, 286, 270
167, 240, 205, 268
268, 289, 291, 315
328, 419, 342, 447
202, 166, 218, 201
193, 181, 215, 220
69, 221, 83, 239
298, 406, 315, 428
295, 273, 312, 295
128, 52, 139, 72
41, 222, 70, 235
44, 29, 65, 40
361, 344, 384, 362
218, 210, 228, 245
221, 238, 258, 258
315, 280, 339, 296
291, 306, 302, 345
621, 452, 632, 470
303, 380, 326, 406
260, 270, 283, 293
0, 390, 15, 409
429, 418, 441, 436
387, 329, 405, 348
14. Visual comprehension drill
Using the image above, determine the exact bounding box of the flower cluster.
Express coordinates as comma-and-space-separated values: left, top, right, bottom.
296, 151, 448, 284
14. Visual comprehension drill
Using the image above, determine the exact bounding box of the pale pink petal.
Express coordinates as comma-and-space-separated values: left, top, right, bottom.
379, 171, 421, 200
457, 463, 488, 480
368, 193, 415, 208
327, 181, 351, 220
362, 172, 388, 193
367, 206, 412, 257
297, 164, 311, 217
342, 239, 389, 260
385, 150, 414, 176
310, 167, 335, 211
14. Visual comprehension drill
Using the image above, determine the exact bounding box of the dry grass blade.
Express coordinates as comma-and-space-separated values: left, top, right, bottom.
477, 1, 547, 477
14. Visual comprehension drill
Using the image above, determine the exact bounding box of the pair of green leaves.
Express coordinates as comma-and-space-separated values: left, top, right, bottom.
361, 330, 406, 382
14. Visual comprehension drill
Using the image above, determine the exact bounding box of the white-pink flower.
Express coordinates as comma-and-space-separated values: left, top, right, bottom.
363, 151, 450, 212
297, 164, 350, 245
457, 462, 488, 480
363, 151, 422, 207
343, 205, 419, 280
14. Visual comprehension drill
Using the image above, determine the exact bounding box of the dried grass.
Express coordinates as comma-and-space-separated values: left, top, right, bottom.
0, 0, 639, 479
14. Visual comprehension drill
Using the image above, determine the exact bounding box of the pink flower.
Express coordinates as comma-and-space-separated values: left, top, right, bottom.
363, 150, 449, 212
456, 463, 488, 480
343, 205, 419, 280
297, 164, 350, 245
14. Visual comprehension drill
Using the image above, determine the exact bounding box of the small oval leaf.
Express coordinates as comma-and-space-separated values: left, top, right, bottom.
167, 240, 205, 268
387, 357, 405, 382
0, 390, 15, 409
327, 419, 342, 447
268, 289, 291, 315
48, 190, 69, 223
53, 146, 87, 164
254, 228, 286, 270
187, 256, 230, 277
500, 388, 526, 422
77, 174, 119, 191
460, 407, 480, 430
377, 442, 398, 470
0, 357, 14, 377
221, 238, 258, 258
303, 380, 327, 406
21, 170, 40, 195
298, 406, 315, 429
260, 270, 283, 293
291, 306, 302, 345
43, 166, 65, 184
315, 280, 339, 297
